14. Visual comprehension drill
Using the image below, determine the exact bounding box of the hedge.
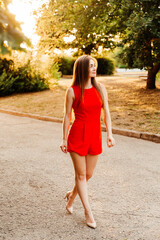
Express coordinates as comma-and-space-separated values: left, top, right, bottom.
55, 56, 115, 76
96, 57, 115, 75
0, 58, 49, 96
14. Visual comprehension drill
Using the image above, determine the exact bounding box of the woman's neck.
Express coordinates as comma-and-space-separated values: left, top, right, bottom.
85, 79, 92, 89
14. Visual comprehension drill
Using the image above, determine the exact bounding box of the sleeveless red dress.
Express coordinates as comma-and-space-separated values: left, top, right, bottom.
67, 85, 103, 156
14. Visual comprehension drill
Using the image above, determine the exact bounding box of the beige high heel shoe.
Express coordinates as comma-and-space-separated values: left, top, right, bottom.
85, 211, 97, 229
64, 191, 73, 214
86, 221, 97, 229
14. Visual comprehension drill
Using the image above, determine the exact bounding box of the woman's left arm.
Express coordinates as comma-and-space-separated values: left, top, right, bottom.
100, 83, 115, 148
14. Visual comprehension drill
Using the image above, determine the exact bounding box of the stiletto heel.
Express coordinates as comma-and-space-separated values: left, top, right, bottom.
64, 192, 69, 200
64, 191, 73, 214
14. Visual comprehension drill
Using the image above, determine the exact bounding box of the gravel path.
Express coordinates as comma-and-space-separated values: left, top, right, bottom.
0, 113, 160, 240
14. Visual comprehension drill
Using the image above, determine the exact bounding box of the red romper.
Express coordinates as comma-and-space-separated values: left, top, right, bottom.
67, 85, 103, 156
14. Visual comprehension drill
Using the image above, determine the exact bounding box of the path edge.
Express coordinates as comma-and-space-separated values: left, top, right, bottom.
0, 109, 159, 143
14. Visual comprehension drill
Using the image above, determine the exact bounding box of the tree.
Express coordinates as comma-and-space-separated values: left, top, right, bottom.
36, 0, 160, 89
0, 0, 31, 55
113, 0, 160, 89
36, 0, 116, 54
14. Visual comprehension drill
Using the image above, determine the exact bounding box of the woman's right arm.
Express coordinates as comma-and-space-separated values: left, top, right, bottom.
60, 87, 74, 153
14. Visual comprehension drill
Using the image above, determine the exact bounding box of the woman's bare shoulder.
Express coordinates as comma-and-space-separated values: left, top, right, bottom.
99, 83, 107, 92
66, 87, 75, 99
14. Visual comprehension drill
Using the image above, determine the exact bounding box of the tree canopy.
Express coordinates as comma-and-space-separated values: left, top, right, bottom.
36, 0, 116, 54
0, 0, 31, 55
115, 0, 160, 87
36, 0, 160, 88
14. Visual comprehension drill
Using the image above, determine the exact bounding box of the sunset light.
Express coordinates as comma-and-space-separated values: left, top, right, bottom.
8, 0, 48, 47
8, 0, 75, 54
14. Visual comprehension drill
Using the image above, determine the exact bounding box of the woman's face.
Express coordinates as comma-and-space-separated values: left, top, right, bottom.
88, 59, 96, 78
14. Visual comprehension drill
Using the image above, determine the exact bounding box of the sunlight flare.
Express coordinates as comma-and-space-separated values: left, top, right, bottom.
8, 0, 48, 46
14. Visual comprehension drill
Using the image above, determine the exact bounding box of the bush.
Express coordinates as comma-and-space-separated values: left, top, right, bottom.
49, 62, 62, 80
0, 58, 14, 73
53, 55, 115, 76
0, 58, 49, 96
55, 56, 75, 75
96, 57, 115, 75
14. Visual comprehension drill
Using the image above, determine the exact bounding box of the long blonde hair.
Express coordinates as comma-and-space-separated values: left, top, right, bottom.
71, 55, 104, 106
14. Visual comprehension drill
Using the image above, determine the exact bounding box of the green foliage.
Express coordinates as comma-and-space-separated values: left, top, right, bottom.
0, 57, 14, 72
52, 55, 114, 76
36, 0, 160, 68
49, 62, 62, 79
36, 0, 160, 88
0, 58, 49, 96
97, 58, 115, 75
156, 71, 160, 82
36, 0, 114, 55
115, 0, 160, 70
112, 47, 140, 68
55, 56, 75, 75
0, 0, 31, 55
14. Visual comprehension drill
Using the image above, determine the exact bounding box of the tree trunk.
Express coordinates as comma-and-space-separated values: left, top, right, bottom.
147, 63, 160, 89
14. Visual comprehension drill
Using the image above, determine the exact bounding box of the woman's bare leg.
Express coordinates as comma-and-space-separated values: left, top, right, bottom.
84, 154, 98, 223
67, 152, 98, 223
67, 154, 98, 207
85, 154, 98, 180
69, 152, 90, 211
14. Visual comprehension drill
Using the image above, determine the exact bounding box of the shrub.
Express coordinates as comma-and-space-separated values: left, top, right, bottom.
55, 56, 75, 75
49, 62, 62, 80
0, 58, 14, 74
53, 55, 115, 76
0, 58, 49, 96
96, 57, 115, 75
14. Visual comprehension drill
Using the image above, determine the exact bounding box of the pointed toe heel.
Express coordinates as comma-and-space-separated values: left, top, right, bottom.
66, 206, 73, 214
85, 210, 96, 229
86, 221, 97, 229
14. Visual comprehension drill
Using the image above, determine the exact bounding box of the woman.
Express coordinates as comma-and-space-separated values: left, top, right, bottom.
60, 55, 115, 229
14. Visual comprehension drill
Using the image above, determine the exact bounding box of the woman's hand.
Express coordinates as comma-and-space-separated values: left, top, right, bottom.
107, 135, 115, 148
60, 139, 68, 153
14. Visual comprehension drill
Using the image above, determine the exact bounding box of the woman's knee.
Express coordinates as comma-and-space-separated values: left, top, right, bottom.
76, 172, 86, 181
86, 173, 92, 181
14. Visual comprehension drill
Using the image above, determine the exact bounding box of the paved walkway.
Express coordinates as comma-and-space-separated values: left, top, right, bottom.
0, 113, 160, 240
